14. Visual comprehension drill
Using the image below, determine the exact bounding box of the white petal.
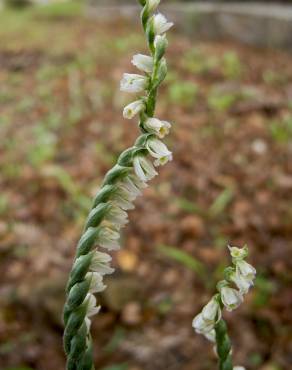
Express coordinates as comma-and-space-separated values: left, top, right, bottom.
120, 73, 147, 93
192, 313, 214, 334
134, 156, 158, 182
123, 100, 144, 119
84, 293, 101, 317
132, 54, 154, 73
153, 13, 174, 35
90, 250, 115, 275
236, 260, 256, 280
221, 287, 243, 312
86, 272, 106, 293
147, 0, 160, 12
228, 245, 248, 260
202, 297, 221, 323
230, 270, 253, 294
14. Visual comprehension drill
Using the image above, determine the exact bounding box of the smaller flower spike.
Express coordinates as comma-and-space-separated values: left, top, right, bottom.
192, 245, 256, 370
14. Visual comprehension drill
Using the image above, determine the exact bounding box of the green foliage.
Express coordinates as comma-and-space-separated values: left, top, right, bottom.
222, 51, 242, 79
4, 0, 31, 9
103, 327, 126, 354
168, 81, 199, 108
269, 115, 292, 144
253, 274, 276, 307
157, 244, 206, 276
27, 126, 57, 167
263, 69, 287, 85
181, 48, 219, 75
175, 197, 205, 216
209, 188, 234, 218
208, 89, 239, 112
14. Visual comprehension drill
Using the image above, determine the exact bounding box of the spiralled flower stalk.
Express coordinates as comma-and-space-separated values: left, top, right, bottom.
62, 1, 173, 369
192, 245, 256, 370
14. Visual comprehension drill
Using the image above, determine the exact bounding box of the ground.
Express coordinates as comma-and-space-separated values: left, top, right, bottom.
0, 3, 292, 370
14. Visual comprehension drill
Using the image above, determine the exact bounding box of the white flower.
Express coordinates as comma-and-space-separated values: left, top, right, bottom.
120, 73, 148, 93
220, 286, 243, 312
204, 329, 216, 343
106, 206, 129, 228
123, 100, 144, 119
147, 0, 160, 12
89, 251, 114, 275
144, 118, 171, 138
230, 269, 253, 295
202, 297, 221, 323
112, 185, 137, 210
132, 54, 154, 73
85, 317, 92, 332
128, 174, 148, 191
154, 34, 168, 49
86, 272, 106, 293
153, 13, 173, 35
97, 226, 121, 250
84, 293, 101, 317
192, 313, 214, 335
233, 367, 246, 370
228, 245, 248, 260
112, 194, 135, 211
236, 260, 256, 281
133, 155, 158, 182
119, 177, 142, 199
146, 138, 172, 166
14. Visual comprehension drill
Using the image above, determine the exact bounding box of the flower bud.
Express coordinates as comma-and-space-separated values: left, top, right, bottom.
153, 13, 173, 35
120, 73, 148, 93
123, 100, 145, 119
220, 286, 243, 312
146, 0, 160, 12
132, 54, 154, 73
144, 117, 171, 138
154, 35, 168, 61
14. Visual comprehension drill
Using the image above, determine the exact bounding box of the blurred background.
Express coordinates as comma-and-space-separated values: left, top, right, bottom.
0, 1, 292, 370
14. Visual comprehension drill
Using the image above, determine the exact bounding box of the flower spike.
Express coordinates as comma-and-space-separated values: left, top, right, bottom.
63, 1, 174, 369
192, 245, 256, 370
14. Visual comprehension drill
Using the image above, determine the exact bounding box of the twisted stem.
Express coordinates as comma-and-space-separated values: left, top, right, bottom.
215, 319, 233, 370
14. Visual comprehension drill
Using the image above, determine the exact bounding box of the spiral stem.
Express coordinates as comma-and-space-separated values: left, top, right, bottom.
215, 319, 233, 370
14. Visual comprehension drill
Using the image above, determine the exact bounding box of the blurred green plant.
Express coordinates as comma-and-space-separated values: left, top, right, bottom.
269, 115, 292, 144
27, 126, 57, 167
157, 244, 207, 277
181, 48, 219, 75
103, 327, 126, 354
168, 81, 199, 108
253, 274, 276, 307
222, 51, 243, 79
209, 188, 234, 218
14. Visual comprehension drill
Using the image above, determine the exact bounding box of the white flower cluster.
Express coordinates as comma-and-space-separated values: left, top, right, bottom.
121, 11, 173, 171
192, 245, 256, 370
192, 245, 256, 342
78, 176, 149, 326
78, 1, 174, 327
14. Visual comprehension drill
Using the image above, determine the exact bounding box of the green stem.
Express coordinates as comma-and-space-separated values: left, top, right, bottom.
215, 319, 233, 370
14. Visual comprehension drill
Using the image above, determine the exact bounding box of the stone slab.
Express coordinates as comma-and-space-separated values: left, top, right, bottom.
86, 2, 292, 50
